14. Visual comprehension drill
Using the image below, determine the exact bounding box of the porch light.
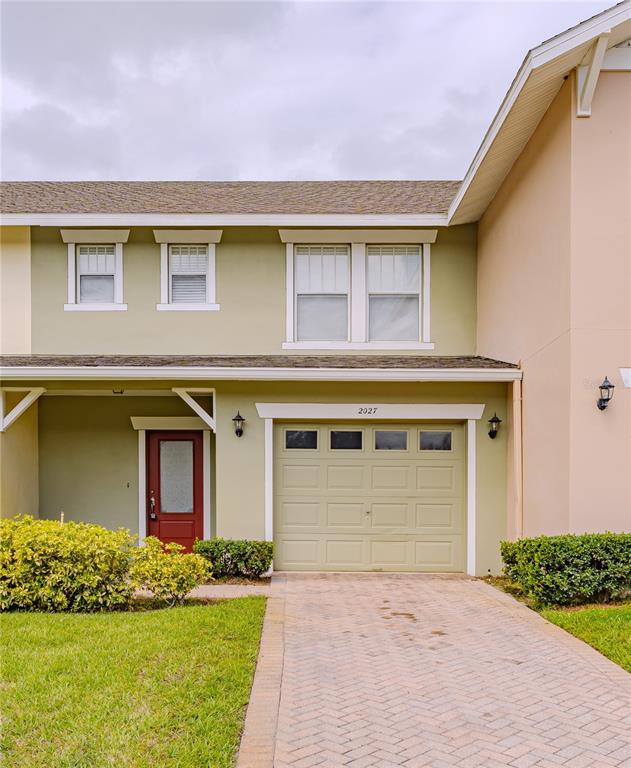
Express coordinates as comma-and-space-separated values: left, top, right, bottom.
488, 413, 502, 439
232, 411, 245, 437
597, 377, 615, 411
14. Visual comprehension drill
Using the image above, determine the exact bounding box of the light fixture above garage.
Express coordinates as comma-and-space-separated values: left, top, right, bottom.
488, 413, 502, 439
232, 411, 245, 437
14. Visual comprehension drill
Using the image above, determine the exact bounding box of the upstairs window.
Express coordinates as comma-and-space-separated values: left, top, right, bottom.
294, 245, 349, 341
63, 231, 127, 311
169, 245, 208, 304
367, 246, 420, 341
77, 245, 116, 303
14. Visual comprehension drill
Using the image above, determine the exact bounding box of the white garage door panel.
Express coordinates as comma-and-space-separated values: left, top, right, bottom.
274, 422, 465, 572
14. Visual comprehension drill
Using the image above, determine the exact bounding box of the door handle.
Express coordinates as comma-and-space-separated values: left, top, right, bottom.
149, 492, 157, 520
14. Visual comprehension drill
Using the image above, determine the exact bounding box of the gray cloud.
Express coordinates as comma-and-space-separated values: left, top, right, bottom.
1, 1, 612, 181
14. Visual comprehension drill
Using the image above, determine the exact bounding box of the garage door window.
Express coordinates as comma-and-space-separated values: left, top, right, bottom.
285, 430, 318, 449
420, 431, 452, 451
375, 430, 407, 451
330, 430, 363, 450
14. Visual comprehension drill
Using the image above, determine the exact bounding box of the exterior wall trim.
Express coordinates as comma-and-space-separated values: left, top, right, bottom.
255, 402, 485, 420
0, 366, 522, 382
0, 387, 46, 431
257, 402, 483, 575
1, 213, 450, 227
60, 229, 130, 243
620, 368, 631, 387
153, 229, 223, 244
130, 416, 207, 430
278, 229, 438, 244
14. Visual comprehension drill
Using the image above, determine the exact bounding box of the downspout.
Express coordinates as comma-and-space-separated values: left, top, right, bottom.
512, 376, 524, 538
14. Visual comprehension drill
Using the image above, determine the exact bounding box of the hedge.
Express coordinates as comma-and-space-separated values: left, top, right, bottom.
193, 538, 273, 578
0, 516, 136, 612
501, 533, 631, 606
0, 517, 213, 612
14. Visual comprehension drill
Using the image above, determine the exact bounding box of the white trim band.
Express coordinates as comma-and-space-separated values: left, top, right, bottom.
278, 229, 438, 244
255, 402, 485, 420
0, 366, 522, 382
153, 229, 223, 244
60, 229, 130, 244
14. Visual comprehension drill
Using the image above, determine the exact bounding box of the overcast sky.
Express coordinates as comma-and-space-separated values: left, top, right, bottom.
1, 0, 611, 181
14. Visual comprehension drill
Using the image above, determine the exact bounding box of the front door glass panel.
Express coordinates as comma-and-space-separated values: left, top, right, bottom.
160, 440, 194, 513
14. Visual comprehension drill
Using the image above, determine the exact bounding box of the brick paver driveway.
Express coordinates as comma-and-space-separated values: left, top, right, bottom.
238, 573, 630, 768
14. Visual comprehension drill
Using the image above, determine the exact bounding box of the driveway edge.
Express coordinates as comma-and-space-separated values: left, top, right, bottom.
236, 596, 285, 768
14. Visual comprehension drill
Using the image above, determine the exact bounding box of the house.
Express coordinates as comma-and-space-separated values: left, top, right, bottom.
1, 3, 629, 575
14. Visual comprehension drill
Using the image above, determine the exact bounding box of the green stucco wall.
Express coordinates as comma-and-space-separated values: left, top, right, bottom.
30, 225, 477, 355
33, 379, 507, 574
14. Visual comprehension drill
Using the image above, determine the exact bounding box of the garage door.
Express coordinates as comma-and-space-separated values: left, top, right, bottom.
273, 422, 465, 572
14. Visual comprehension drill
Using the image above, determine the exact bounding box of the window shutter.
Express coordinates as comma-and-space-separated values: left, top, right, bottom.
169, 245, 208, 303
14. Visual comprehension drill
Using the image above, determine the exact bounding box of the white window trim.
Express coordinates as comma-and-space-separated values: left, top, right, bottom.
64, 242, 127, 311
283, 241, 434, 350
256, 402, 482, 575
156, 242, 220, 311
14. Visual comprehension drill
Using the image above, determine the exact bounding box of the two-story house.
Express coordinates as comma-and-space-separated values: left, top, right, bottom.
1, 3, 629, 575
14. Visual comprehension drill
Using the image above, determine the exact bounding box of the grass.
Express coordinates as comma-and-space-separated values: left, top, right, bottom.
541, 603, 631, 673
0, 597, 266, 768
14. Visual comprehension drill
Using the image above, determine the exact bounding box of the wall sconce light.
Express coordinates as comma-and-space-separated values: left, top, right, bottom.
597, 376, 615, 411
232, 411, 245, 437
488, 413, 502, 439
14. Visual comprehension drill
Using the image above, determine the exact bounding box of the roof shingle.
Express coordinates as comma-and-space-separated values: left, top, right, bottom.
0, 354, 517, 369
0, 180, 460, 215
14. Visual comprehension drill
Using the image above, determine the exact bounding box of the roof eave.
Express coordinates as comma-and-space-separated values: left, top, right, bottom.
0, 365, 522, 382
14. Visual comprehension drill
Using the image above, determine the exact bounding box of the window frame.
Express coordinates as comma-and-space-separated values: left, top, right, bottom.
64, 240, 127, 312
157, 242, 219, 312
293, 244, 351, 343
283, 241, 433, 349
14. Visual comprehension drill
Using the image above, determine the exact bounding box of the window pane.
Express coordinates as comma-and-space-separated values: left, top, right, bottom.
330, 430, 362, 450
420, 431, 452, 451
369, 296, 418, 340
79, 275, 114, 303
170, 246, 208, 273
295, 246, 349, 293
375, 430, 407, 450
160, 440, 194, 513
297, 295, 348, 341
367, 247, 420, 293
171, 274, 207, 303
285, 430, 318, 449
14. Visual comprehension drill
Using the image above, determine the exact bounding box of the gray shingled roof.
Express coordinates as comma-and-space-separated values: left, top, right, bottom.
0, 355, 517, 369
0, 181, 460, 215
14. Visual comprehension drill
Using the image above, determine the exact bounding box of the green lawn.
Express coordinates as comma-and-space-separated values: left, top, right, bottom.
542, 603, 631, 673
0, 597, 266, 768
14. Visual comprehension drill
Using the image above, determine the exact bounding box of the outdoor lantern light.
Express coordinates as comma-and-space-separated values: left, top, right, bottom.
597, 376, 615, 411
488, 413, 502, 439
232, 411, 245, 437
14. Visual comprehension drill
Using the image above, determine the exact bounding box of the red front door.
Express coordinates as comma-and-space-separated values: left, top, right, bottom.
147, 431, 203, 552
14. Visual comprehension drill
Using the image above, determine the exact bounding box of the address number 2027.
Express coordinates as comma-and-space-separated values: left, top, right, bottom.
357, 407, 378, 415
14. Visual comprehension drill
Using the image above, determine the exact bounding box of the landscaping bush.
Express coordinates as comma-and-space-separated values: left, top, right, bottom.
0, 516, 136, 612
501, 533, 631, 606
131, 537, 211, 606
193, 538, 273, 578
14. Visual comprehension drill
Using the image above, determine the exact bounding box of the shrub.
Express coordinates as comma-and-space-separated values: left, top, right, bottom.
501, 533, 631, 607
131, 537, 211, 606
193, 538, 273, 578
0, 516, 136, 612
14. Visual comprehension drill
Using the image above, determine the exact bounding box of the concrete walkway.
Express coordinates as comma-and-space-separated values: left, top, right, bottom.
238, 573, 630, 768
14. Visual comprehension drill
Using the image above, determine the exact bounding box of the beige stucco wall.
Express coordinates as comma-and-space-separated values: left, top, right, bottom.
477, 78, 573, 535
1, 226, 31, 354
0, 392, 39, 519
477, 72, 631, 536
568, 71, 631, 533
30, 225, 477, 356
29, 379, 507, 574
